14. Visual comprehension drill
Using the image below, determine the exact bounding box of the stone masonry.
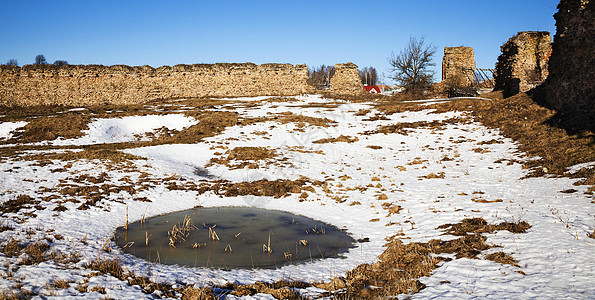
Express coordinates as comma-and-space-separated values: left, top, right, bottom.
0, 62, 361, 107
329, 63, 365, 94
494, 31, 552, 97
442, 47, 476, 86
543, 0, 594, 131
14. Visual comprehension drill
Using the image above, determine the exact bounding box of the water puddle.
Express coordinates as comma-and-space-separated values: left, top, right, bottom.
115, 207, 355, 269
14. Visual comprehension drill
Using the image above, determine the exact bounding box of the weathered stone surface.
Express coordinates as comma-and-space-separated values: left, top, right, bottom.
543, 0, 594, 131
329, 63, 364, 95
0, 62, 360, 107
494, 31, 552, 97
442, 47, 476, 86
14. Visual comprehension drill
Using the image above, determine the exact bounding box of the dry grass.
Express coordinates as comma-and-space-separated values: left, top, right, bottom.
49, 279, 71, 289
84, 259, 124, 280
436, 217, 531, 235
207, 217, 529, 299
0, 195, 40, 215
208, 146, 280, 169
485, 251, 519, 267
182, 286, 216, 300
368, 117, 469, 136
313, 135, 359, 144
21, 148, 145, 163
471, 198, 504, 203
198, 178, 322, 198
273, 111, 336, 128
160, 111, 240, 144
0, 289, 36, 300
421, 172, 446, 179
216, 280, 305, 299
381, 202, 402, 216
0, 104, 243, 161
320, 91, 388, 103
5, 114, 90, 144
1, 238, 22, 257
372, 91, 594, 192
21, 242, 50, 265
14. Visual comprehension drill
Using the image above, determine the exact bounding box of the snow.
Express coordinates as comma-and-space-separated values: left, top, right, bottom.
0, 95, 594, 299
0, 121, 27, 139
50, 114, 198, 146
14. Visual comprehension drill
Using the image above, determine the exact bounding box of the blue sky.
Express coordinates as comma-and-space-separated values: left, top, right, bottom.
1, 0, 558, 83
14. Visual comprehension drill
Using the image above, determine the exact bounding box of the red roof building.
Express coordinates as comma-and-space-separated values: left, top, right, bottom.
364, 86, 381, 93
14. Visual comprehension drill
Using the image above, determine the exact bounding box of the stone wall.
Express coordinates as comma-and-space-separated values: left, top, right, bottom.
493, 31, 552, 97
329, 63, 364, 94
543, 0, 594, 131
0, 62, 346, 107
442, 47, 476, 86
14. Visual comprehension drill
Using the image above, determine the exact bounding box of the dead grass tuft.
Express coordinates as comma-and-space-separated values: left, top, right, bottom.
271, 111, 336, 128
208, 146, 281, 169
126, 275, 176, 297
0, 289, 37, 300
199, 178, 322, 198
485, 251, 519, 267
421, 172, 445, 179
0, 225, 14, 232
218, 281, 304, 299
313, 135, 359, 144
85, 259, 124, 280
471, 198, 504, 203
1, 238, 22, 257
22, 242, 50, 264
381, 202, 402, 216
182, 286, 216, 300
366, 145, 382, 149
436, 217, 531, 235
0, 195, 40, 215
49, 279, 71, 289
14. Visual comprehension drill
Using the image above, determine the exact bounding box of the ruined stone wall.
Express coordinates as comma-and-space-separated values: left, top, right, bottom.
0, 63, 323, 106
329, 63, 364, 94
493, 31, 552, 97
543, 0, 594, 131
442, 47, 476, 86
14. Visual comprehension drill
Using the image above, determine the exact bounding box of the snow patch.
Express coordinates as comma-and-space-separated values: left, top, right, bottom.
0, 121, 27, 139
51, 114, 197, 145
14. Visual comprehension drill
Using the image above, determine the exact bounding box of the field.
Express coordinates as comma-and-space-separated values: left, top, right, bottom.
0, 93, 594, 299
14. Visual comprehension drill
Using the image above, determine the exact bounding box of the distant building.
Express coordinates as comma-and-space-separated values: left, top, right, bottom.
363, 85, 381, 93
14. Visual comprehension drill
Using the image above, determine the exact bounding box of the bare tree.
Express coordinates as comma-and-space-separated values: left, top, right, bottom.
53, 60, 68, 66
5, 59, 18, 66
388, 36, 436, 93
358, 66, 378, 86
34, 54, 47, 65
307, 65, 336, 89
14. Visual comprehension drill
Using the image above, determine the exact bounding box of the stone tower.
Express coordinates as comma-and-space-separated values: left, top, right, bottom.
494, 31, 552, 97
442, 47, 476, 86
329, 63, 364, 94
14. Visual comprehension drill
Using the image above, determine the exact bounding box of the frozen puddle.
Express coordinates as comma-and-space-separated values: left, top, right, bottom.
115, 207, 356, 269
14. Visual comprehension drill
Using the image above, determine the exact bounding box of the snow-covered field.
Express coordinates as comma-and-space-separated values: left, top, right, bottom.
0, 95, 593, 299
